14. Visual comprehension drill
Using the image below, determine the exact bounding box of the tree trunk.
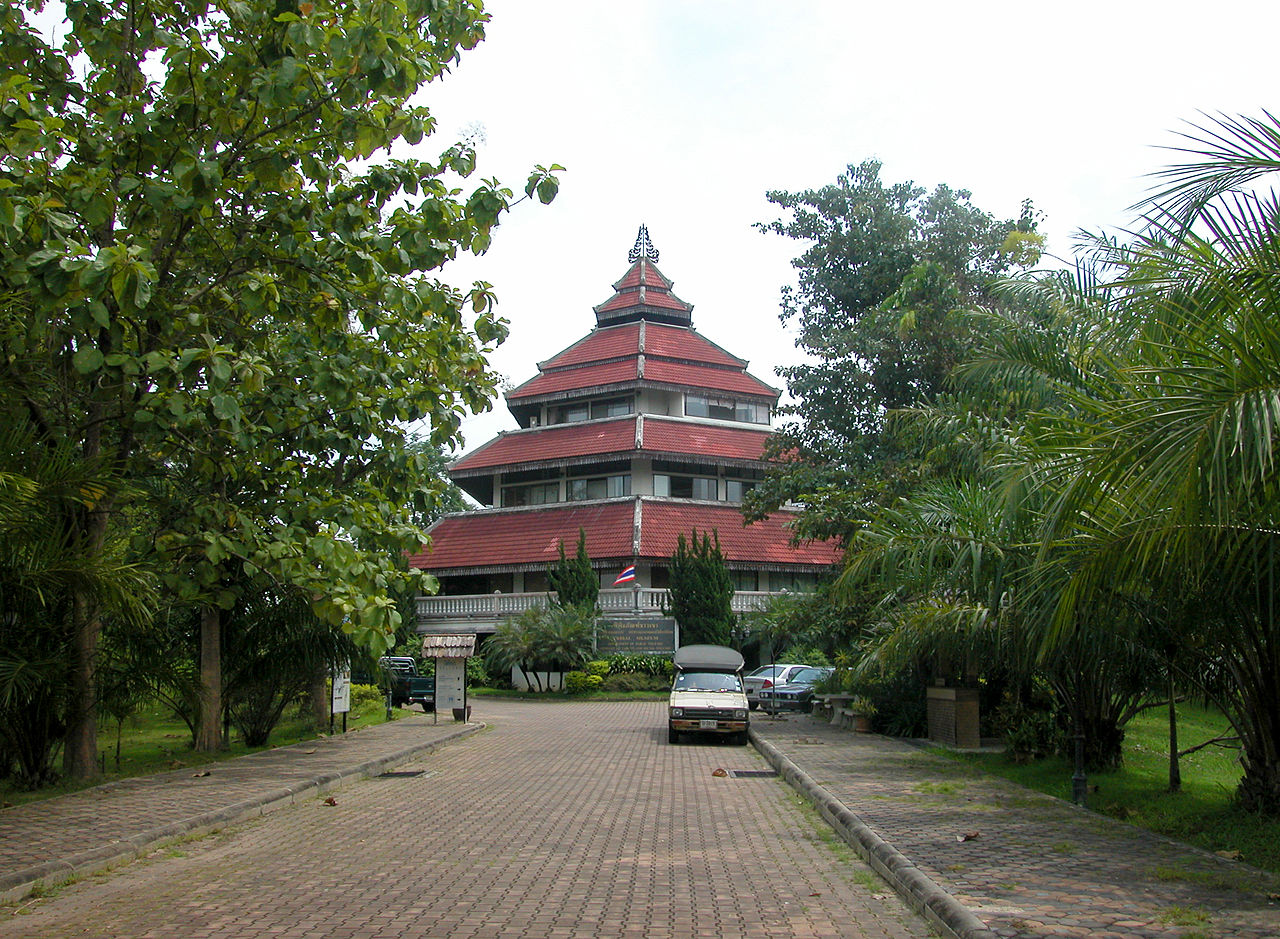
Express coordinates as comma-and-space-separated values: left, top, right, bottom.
1167, 678, 1181, 794
307, 665, 329, 730
63, 586, 102, 780
196, 605, 223, 752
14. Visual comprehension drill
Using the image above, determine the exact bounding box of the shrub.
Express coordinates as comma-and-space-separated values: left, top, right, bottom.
994, 685, 1065, 762
600, 672, 669, 693
564, 671, 603, 694
606, 653, 673, 677
585, 660, 610, 678
349, 683, 385, 715
466, 655, 489, 686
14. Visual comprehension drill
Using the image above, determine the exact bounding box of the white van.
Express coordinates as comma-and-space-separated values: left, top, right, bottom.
667, 645, 750, 745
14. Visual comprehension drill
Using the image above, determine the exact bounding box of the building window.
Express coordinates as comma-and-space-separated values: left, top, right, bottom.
552, 402, 590, 424
502, 481, 559, 507
591, 397, 633, 419
568, 474, 630, 501
552, 397, 633, 425
724, 479, 756, 502
685, 394, 769, 424
654, 474, 718, 500
730, 570, 759, 591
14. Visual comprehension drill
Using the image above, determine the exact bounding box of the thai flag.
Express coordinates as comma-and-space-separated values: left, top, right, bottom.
612, 565, 637, 586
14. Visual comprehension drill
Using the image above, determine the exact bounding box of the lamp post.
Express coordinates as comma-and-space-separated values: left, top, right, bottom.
1071, 725, 1088, 807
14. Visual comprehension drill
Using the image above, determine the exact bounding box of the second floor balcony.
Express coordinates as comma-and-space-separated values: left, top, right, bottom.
416, 587, 783, 627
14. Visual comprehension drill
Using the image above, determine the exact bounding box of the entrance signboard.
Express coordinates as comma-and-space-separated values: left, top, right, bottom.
597, 617, 677, 655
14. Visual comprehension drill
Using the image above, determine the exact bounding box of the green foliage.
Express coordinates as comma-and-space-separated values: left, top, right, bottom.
348, 683, 386, 714
666, 530, 735, 646
600, 672, 669, 693
486, 604, 598, 691
548, 529, 599, 611
465, 655, 489, 687
563, 671, 603, 695
745, 160, 1040, 541
993, 692, 1065, 764
604, 653, 673, 677
0, 0, 559, 775
584, 660, 610, 678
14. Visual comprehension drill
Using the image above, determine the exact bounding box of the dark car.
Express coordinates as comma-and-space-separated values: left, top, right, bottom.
757, 666, 833, 713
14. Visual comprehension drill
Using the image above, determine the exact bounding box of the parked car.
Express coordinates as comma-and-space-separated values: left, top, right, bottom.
757, 666, 833, 713
743, 664, 810, 710
668, 645, 750, 745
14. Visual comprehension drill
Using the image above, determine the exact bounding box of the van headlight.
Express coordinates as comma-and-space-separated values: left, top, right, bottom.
733, 709, 747, 719
670, 708, 683, 717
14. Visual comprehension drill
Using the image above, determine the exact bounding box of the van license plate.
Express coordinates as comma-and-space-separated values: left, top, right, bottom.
699, 719, 717, 730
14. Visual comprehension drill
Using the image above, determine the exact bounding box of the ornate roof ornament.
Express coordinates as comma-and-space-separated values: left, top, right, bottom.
628, 224, 659, 263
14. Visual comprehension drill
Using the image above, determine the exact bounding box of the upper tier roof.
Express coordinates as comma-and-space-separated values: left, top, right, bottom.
592, 224, 692, 328
408, 498, 842, 573
450, 415, 772, 476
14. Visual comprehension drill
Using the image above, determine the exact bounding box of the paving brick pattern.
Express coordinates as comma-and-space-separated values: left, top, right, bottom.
751, 713, 1280, 939
1, 701, 931, 939
0, 710, 469, 878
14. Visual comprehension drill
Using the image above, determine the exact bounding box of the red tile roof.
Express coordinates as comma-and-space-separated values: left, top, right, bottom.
613, 261, 673, 291
637, 500, 843, 567
645, 324, 745, 367
409, 501, 638, 570
410, 497, 843, 572
640, 418, 770, 462
597, 288, 689, 314
540, 324, 640, 369
642, 359, 778, 397
508, 360, 639, 400
451, 417, 637, 473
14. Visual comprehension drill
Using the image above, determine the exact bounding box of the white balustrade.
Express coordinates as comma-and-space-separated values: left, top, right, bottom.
416, 587, 781, 621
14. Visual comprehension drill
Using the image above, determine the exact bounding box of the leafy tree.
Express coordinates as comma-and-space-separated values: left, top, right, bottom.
666, 530, 734, 647
548, 528, 599, 610
0, 1, 559, 768
487, 604, 595, 690
744, 161, 1041, 541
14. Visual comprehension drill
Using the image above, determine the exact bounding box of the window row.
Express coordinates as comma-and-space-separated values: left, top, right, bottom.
502, 474, 756, 506
685, 394, 769, 424
502, 475, 631, 507
551, 397, 633, 425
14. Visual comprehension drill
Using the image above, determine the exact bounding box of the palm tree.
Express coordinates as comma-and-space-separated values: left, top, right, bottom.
1014, 112, 1280, 811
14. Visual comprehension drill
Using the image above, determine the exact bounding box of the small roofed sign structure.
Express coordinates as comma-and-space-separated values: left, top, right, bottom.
421, 634, 476, 658
673, 644, 744, 673
421, 633, 475, 723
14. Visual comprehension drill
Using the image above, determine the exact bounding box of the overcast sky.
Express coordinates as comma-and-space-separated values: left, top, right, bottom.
422, 1, 1275, 453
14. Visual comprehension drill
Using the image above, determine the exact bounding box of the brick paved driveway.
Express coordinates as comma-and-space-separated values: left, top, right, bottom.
1, 701, 933, 939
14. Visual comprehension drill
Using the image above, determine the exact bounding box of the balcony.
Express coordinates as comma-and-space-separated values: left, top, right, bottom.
415, 587, 781, 629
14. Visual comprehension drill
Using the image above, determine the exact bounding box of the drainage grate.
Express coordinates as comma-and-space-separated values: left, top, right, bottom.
376, 770, 426, 779
730, 770, 778, 779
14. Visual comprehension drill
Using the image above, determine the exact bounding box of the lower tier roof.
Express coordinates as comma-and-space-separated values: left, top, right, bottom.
408, 497, 842, 575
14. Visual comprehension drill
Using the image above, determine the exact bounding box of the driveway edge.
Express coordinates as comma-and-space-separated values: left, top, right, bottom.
751, 730, 999, 939
0, 721, 483, 906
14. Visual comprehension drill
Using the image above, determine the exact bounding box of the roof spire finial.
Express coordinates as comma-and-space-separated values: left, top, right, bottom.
628, 224, 659, 264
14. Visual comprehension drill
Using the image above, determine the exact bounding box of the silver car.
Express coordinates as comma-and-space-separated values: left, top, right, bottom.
742, 664, 810, 710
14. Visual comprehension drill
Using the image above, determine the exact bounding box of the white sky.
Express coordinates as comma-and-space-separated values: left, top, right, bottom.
424, 0, 1276, 454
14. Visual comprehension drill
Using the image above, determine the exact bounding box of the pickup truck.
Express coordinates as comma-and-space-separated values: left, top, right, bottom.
353, 656, 435, 712
667, 644, 749, 745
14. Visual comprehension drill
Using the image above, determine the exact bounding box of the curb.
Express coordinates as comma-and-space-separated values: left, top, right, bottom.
0, 721, 483, 906
751, 730, 999, 939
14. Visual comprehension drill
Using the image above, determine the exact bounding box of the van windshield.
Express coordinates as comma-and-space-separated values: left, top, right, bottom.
673, 671, 743, 693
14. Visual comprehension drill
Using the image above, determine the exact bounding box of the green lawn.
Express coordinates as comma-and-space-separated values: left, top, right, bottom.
1, 699, 400, 808
933, 702, 1280, 873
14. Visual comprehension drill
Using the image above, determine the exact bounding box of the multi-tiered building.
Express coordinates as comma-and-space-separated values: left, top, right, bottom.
410, 227, 840, 649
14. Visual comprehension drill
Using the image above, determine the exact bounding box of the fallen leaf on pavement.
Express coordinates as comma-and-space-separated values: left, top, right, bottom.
322, 796, 338, 806
711, 768, 727, 777
956, 831, 980, 842
191, 770, 211, 778
1215, 849, 1242, 860
302, 749, 317, 754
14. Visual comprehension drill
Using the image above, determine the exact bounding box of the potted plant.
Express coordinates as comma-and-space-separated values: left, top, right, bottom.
846, 696, 877, 733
